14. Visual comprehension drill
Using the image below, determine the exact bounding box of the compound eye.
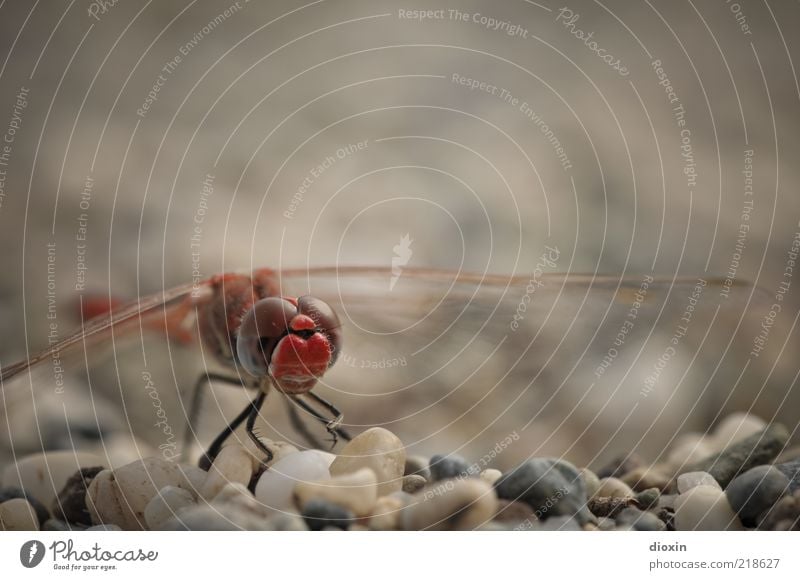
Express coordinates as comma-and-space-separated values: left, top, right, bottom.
236, 297, 298, 375
297, 296, 342, 366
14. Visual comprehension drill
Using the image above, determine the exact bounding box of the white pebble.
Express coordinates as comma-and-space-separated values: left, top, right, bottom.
479, 469, 502, 486
665, 434, 715, 471
330, 428, 405, 496
200, 445, 254, 500
144, 486, 196, 530
2, 451, 106, 508
711, 413, 766, 452
673, 486, 744, 531
676, 471, 721, 494
0, 498, 39, 531
255, 451, 330, 511
294, 467, 378, 517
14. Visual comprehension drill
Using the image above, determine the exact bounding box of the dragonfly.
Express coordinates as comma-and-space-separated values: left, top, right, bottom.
0, 267, 763, 470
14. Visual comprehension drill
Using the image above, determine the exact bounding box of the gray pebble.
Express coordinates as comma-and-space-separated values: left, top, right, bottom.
530, 515, 582, 531
402, 474, 427, 494
725, 465, 789, 527
681, 424, 789, 488
302, 499, 354, 531
429, 454, 472, 482
494, 458, 594, 525
775, 458, 800, 493
616, 506, 666, 531
0, 487, 49, 526
404, 456, 431, 481
86, 524, 122, 531
42, 519, 71, 531
677, 471, 721, 493
596, 453, 644, 479
635, 488, 661, 510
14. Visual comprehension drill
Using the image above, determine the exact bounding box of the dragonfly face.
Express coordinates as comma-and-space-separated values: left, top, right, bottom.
236, 295, 342, 394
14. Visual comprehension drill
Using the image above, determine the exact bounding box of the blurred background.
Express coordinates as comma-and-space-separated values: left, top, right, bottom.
0, 0, 798, 471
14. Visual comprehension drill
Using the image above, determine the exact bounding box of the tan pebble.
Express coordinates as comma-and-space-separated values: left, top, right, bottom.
480, 469, 502, 486
368, 495, 405, 531
674, 486, 744, 531
200, 445, 254, 500
330, 428, 405, 496
402, 479, 498, 531
294, 468, 377, 517
592, 477, 634, 499
493, 499, 535, 524
580, 468, 601, 498
621, 467, 671, 491
86, 457, 199, 530
241, 438, 299, 468
2, 451, 106, 509
712, 413, 766, 452
402, 474, 427, 494
144, 486, 196, 531
0, 498, 39, 531
665, 434, 715, 472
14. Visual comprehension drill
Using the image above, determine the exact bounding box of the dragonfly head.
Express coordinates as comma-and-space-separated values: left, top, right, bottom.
236, 295, 342, 394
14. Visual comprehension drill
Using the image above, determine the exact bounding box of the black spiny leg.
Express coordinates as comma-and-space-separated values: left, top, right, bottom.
198, 398, 255, 471
245, 391, 273, 465
285, 396, 327, 449
292, 392, 352, 448
183, 372, 248, 458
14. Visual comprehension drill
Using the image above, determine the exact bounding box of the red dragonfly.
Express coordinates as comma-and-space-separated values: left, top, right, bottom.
0, 267, 761, 470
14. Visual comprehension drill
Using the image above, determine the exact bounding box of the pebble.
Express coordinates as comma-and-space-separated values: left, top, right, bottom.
241, 437, 299, 467
596, 453, 644, 479
404, 456, 431, 481
615, 506, 666, 531
0, 487, 48, 526
51, 466, 104, 526
0, 498, 39, 530
200, 445, 255, 501
144, 486, 197, 531
402, 474, 427, 494
621, 467, 671, 491
725, 465, 789, 527
775, 459, 800, 493
758, 491, 800, 531
302, 498, 354, 531
676, 471, 721, 494
531, 515, 582, 531
495, 458, 593, 525
162, 505, 243, 531
480, 468, 503, 486
636, 488, 661, 510
493, 499, 536, 524
580, 469, 601, 498
673, 486, 744, 530
711, 413, 766, 451
2, 451, 106, 508
429, 454, 471, 481
403, 478, 497, 531
86, 524, 122, 531
294, 467, 378, 517
593, 477, 635, 499
86, 457, 199, 530
255, 450, 330, 511
42, 519, 71, 531
368, 495, 406, 531
263, 512, 308, 531
682, 423, 789, 488
664, 434, 716, 472
330, 428, 405, 496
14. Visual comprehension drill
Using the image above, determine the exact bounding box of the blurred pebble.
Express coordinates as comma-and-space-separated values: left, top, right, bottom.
86, 457, 198, 530
531, 515, 581, 531
429, 454, 471, 481
480, 468, 502, 486
162, 505, 243, 531
0, 487, 48, 526
144, 486, 196, 531
635, 488, 661, 510
759, 490, 800, 531
330, 428, 405, 496
0, 498, 39, 530
255, 450, 330, 511
580, 469, 601, 498
264, 512, 307, 531
241, 438, 299, 468
493, 499, 536, 524
775, 458, 800, 493
368, 495, 406, 531
621, 467, 670, 491
52, 467, 104, 526
86, 524, 121, 531
308, 450, 336, 468
42, 519, 71, 531
302, 498, 353, 531
673, 486, 744, 531
200, 445, 254, 501
2, 451, 106, 508
725, 465, 789, 527
593, 477, 635, 499
594, 516, 616, 531
677, 471, 720, 494
596, 453, 644, 479
404, 456, 431, 480
294, 467, 377, 517
682, 424, 789, 488
615, 506, 665, 531
495, 458, 593, 525
665, 434, 716, 472
402, 474, 427, 494
711, 413, 766, 451
403, 478, 497, 531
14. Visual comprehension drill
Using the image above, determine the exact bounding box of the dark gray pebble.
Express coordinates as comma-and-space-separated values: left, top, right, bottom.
404, 456, 431, 481
616, 506, 666, 531
0, 487, 49, 526
725, 465, 789, 527
682, 423, 789, 488
429, 454, 472, 482
302, 499, 354, 531
775, 458, 800, 493
51, 467, 104, 527
42, 519, 72, 531
494, 458, 594, 525
635, 488, 661, 510
596, 453, 645, 479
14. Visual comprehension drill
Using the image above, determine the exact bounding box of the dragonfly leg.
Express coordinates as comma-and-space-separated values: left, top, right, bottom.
245, 391, 273, 465
284, 396, 326, 449
293, 392, 352, 449
183, 372, 247, 460
198, 398, 254, 471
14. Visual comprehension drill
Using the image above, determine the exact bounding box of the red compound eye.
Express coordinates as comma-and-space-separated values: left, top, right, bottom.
236, 297, 298, 376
